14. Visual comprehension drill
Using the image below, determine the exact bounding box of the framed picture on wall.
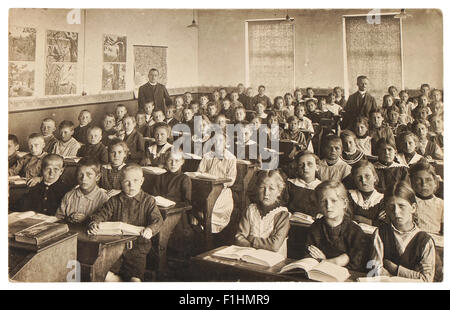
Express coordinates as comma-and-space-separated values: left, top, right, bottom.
133, 45, 168, 97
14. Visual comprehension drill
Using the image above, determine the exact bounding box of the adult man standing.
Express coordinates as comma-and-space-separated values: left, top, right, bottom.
342, 75, 377, 129
138, 68, 172, 113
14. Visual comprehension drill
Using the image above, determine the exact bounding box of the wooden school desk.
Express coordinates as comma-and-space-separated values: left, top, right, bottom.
233, 160, 258, 212
141, 167, 193, 274
190, 246, 365, 282
9, 232, 78, 282
68, 224, 137, 282
153, 203, 192, 274
187, 174, 233, 251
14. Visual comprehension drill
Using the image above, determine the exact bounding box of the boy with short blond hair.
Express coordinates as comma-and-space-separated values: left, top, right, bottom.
73, 110, 92, 144
52, 120, 81, 157
9, 133, 48, 187
40, 118, 58, 153
88, 164, 163, 282
77, 127, 109, 164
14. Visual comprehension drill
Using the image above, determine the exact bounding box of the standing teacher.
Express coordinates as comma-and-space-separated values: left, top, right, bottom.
342, 75, 377, 129
138, 68, 172, 113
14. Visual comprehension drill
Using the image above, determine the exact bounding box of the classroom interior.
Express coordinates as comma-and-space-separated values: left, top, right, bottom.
8, 8, 444, 282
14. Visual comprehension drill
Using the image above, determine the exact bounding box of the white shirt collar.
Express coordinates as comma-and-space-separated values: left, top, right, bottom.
288, 178, 321, 190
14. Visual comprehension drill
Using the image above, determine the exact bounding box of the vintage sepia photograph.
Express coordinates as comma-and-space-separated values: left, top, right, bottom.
7, 7, 444, 286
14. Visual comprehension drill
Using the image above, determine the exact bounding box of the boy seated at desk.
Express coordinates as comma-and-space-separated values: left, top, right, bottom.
305, 180, 367, 272
19, 154, 69, 216
52, 120, 81, 157
121, 115, 145, 164
73, 110, 92, 145
142, 122, 173, 168
135, 110, 151, 137
77, 126, 109, 165
55, 157, 109, 224
40, 118, 58, 154
87, 164, 163, 282
8, 134, 20, 170
148, 149, 192, 208
9, 133, 48, 187
101, 113, 118, 147
235, 170, 290, 257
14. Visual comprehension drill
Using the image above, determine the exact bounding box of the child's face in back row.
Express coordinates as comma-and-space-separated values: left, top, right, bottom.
42, 158, 64, 184
115, 107, 127, 120
297, 154, 317, 182
411, 170, 438, 198
318, 188, 347, 222
87, 129, 102, 145
28, 137, 45, 156
324, 140, 342, 161
121, 168, 144, 197
165, 152, 184, 173
60, 126, 74, 143
370, 113, 383, 128
153, 111, 165, 123
103, 116, 115, 131
136, 114, 146, 127
79, 112, 92, 126
155, 127, 169, 145
378, 144, 396, 165
41, 121, 56, 136
123, 117, 136, 133
109, 144, 127, 167
77, 165, 100, 194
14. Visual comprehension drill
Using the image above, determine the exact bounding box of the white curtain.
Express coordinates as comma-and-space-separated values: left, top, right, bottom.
345, 15, 402, 105
248, 20, 294, 98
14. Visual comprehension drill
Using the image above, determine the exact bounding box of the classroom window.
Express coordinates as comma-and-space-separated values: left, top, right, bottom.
344, 14, 403, 103
247, 20, 295, 98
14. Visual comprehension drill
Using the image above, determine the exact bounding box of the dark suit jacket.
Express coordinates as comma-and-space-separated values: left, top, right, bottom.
138, 82, 172, 112
342, 91, 377, 129
124, 129, 145, 163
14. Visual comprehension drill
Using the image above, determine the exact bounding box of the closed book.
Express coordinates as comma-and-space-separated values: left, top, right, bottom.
290, 212, 315, 225
154, 196, 176, 208
14, 222, 69, 245
9, 218, 46, 238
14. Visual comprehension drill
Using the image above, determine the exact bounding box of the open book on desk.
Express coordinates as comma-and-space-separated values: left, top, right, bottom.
290, 212, 315, 225
212, 245, 285, 267
279, 257, 350, 282
94, 222, 144, 236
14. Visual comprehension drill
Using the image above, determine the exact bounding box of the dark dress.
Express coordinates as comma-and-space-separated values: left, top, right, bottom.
305, 217, 369, 271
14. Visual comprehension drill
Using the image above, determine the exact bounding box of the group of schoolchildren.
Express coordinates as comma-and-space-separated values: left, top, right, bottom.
8, 81, 444, 282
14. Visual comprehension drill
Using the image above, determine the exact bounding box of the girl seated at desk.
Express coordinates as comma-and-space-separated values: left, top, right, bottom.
192, 133, 237, 245
305, 180, 367, 271
235, 170, 290, 257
